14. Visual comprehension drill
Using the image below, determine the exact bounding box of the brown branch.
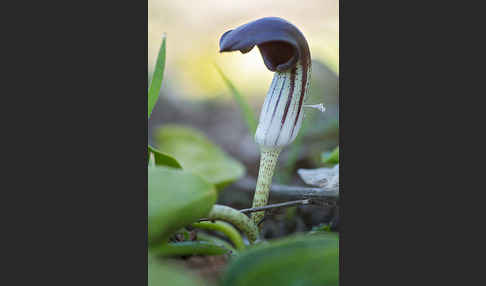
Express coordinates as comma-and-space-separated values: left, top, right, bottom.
234, 177, 339, 203
197, 178, 339, 222
239, 199, 311, 214
198, 199, 311, 222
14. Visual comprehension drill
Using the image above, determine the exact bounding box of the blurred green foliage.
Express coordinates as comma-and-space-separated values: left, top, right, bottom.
215, 64, 258, 135
148, 166, 216, 246
222, 233, 339, 286
148, 257, 206, 286
148, 145, 182, 168
155, 125, 245, 190
151, 241, 230, 257
322, 146, 339, 164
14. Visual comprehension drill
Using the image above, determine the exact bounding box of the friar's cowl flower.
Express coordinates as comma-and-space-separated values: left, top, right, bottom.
219, 17, 314, 226
219, 17, 312, 149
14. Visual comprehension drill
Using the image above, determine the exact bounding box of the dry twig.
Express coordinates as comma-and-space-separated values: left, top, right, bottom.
234, 177, 339, 204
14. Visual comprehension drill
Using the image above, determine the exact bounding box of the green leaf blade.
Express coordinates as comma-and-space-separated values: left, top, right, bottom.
148, 34, 166, 119
222, 234, 339, 286
215, 64, 258, 135
148, 145, 182, 169
148, 166, 217, 245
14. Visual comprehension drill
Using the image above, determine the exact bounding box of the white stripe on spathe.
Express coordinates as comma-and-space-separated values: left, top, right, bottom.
255, 60, 312, 149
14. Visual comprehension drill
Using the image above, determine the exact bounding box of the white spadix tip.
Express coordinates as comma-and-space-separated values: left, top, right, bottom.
304, 103, 326, 113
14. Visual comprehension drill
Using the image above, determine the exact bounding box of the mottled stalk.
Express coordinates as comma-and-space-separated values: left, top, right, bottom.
250, 148, 281, 225
251, 58, 311, 225
207, 204, 259, 243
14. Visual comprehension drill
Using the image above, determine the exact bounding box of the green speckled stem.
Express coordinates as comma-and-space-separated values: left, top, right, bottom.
192, 221, 245, 250
251, 148, 282, 225
207, 204, 259, 243
196, 232, 237, 255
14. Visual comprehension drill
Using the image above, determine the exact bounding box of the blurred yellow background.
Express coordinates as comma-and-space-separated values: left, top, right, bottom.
148, 0, 338, 100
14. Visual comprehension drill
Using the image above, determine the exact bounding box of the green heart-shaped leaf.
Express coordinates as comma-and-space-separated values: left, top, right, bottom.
222, 234, 339, 286
148, 145, 182, 169
155, 125, 245, 189
148, 166, 216, 245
